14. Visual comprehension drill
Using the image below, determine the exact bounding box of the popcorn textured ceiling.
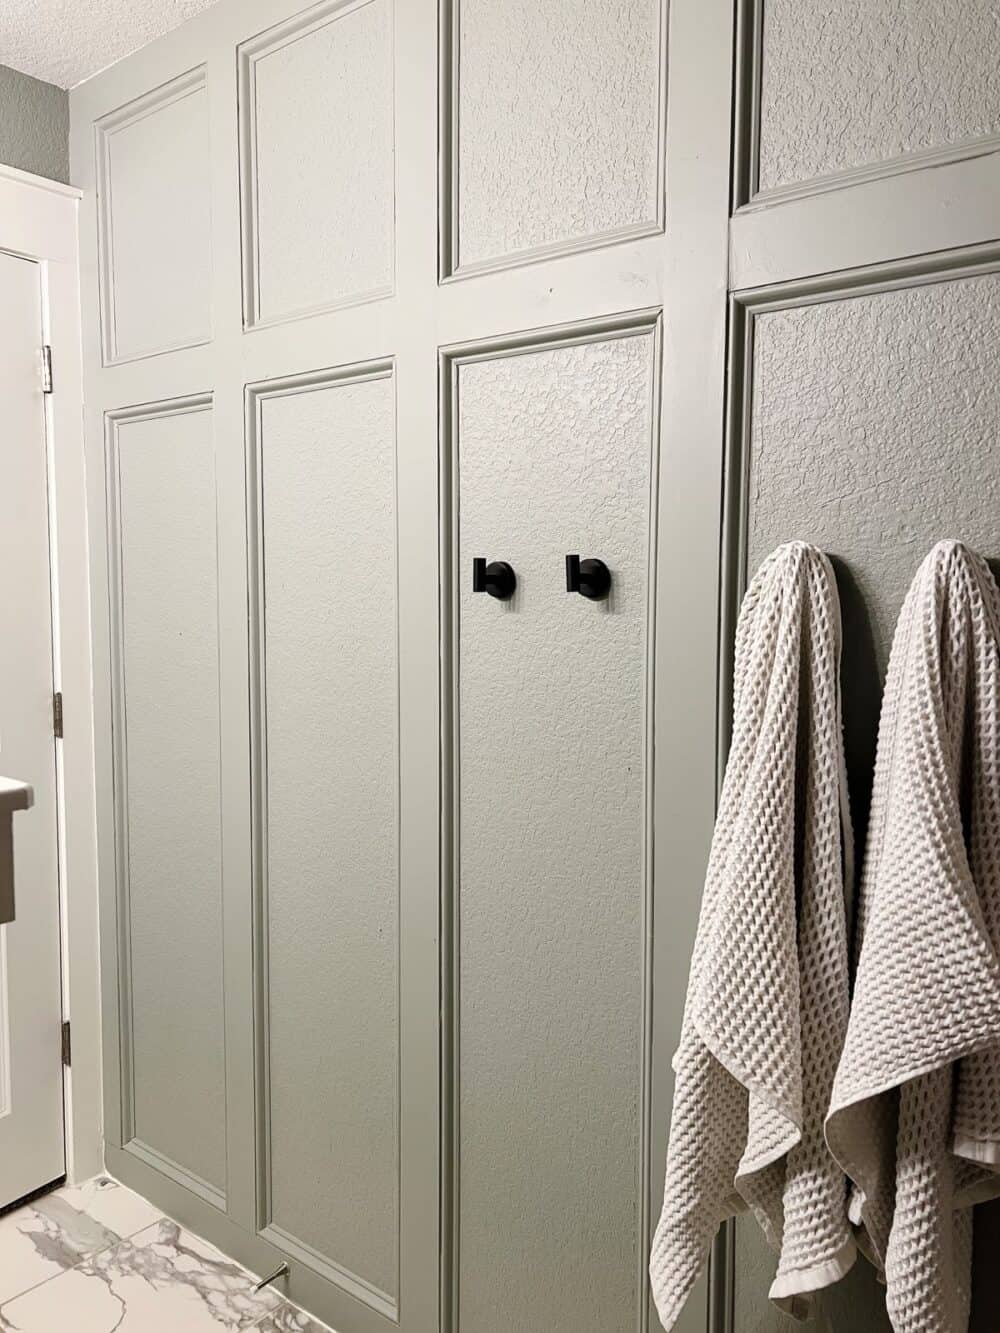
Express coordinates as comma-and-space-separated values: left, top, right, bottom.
0, 0, 221, 89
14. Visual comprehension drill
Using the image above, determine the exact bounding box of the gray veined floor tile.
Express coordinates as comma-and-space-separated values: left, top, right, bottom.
54, 1177, 163, 1240
0, 1218, 283, 1331
252, 1302, 334, 1331
0, 1177, 162, 1303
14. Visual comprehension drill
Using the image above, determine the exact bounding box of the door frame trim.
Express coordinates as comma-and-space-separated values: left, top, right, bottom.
0, 164, 103, 1183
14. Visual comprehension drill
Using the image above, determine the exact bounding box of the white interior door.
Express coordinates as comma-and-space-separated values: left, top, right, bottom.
0, 249, 65, 1208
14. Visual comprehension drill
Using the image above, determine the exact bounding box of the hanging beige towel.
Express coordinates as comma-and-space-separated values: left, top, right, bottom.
826, 540, 1000, 1333
650, 542, 856, 1330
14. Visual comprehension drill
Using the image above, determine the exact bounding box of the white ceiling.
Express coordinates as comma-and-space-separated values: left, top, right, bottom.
0, 0, 221, 89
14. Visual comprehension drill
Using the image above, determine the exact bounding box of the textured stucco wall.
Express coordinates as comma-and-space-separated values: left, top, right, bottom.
758, 0, 1000, 191
0, 63, 69, 183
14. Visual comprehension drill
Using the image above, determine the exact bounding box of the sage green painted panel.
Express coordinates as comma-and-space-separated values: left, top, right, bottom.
733, 1218, 890, 1333
97, 72, 211, 362
115, 404, 226, 1194
748, 272, 1000, 843
455, 329, 654, 1333
451, 0, 662, 271
240, 0, 394, 326
258, 372, 399, 1301
741, 270, 1000, 1332
758, 0, 1000, 191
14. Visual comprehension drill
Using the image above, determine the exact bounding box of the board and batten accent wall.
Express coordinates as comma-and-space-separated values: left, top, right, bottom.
727, 1, 1000, 1329
70, 0, 1000, 1327
70, 0, 711, 1330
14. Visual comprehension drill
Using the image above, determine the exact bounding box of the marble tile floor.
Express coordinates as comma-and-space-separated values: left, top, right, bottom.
0, 1176, 331, 1331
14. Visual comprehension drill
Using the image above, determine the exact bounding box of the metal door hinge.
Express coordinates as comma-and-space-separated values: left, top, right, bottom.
61, 1021, 71, 1067
53, 692, 63, 739
41, 345, 53, 394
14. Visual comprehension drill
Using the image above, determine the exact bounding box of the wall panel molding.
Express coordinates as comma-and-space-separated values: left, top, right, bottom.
440, 309, 661, 1333
725, 244, 1000, 653
125, 1138, 227, 1213
739, 130, 1000, 214
96, 68, 211, 365
730, 152, 1000, 294
238, 0, 395, 330
260, 1223, 396, 1323
734, 237, 1000, 311
439, 0, 667, 281
104, 393, 225, 1207
734, 0, 1000, 208
245, 359, 400, 1322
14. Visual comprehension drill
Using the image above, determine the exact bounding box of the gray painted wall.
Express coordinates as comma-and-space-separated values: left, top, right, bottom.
0, 63, 69, 183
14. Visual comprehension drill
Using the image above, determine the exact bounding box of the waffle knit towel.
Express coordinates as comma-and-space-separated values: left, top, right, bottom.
650, 542, 856, 1330
826, 540, 1000, 1333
